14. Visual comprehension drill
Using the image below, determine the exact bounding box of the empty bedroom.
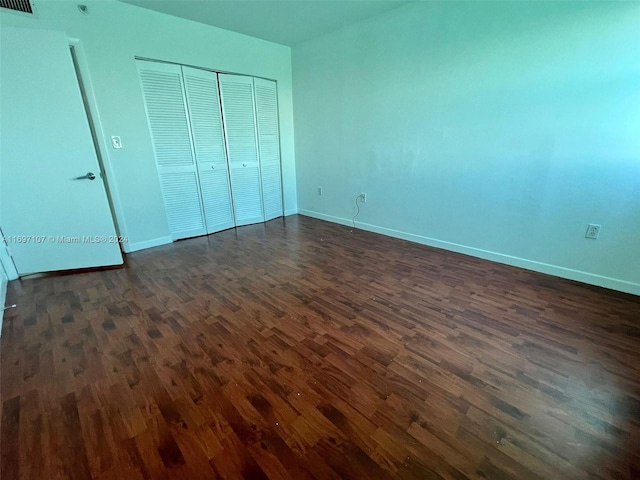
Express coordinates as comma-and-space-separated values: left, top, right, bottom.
0, 0, 639, 479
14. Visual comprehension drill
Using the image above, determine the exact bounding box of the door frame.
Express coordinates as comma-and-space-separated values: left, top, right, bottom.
0, 228, 19, 281
68, 38, 130, 253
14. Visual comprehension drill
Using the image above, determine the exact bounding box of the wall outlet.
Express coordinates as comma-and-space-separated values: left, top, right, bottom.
360, 193, 367, 203
111, 136, 122, 149
317, 186, 323, 196
586, 224, 601, 239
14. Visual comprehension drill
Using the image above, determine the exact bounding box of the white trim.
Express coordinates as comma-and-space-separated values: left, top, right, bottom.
0, 241, 19, 280
284, 208, 298, 216
0, 271, 7, 337
124, 236, 173, 253
298, 210, 351, 228
0, 272, 9, 337
0, 245, 12, 337
297, 209, 640, 296
67, 38, 131, 245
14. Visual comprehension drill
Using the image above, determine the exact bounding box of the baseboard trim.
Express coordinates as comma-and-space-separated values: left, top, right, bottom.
297, 209, 640, 296
1, 273, 8, 337
125, 236, 173, 253
285, 208, 298, 216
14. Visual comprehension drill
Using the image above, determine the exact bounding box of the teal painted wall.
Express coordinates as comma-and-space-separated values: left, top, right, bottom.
293, 1, 640, 293
0, 0, 296, 251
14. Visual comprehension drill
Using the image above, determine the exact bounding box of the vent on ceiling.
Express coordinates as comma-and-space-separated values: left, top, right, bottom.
0, 0, 34, 14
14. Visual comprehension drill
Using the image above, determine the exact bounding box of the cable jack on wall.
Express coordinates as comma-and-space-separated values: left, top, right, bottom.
351, 193, 366, 231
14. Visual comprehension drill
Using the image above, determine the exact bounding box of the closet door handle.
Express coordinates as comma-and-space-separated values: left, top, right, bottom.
243, 163, 247, 167
211, 165, 216, 170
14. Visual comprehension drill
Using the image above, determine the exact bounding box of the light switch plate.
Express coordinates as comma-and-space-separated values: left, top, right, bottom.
111, 136, 122, 149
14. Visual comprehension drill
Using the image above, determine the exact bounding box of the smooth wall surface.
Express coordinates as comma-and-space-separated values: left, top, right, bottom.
1, 0, 296, 252
293, 1, 640, 293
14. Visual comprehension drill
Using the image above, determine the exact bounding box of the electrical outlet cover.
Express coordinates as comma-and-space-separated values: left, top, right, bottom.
586, 224, 601, 239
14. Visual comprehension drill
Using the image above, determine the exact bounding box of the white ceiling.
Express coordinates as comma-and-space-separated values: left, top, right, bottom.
121, 0, 412, 46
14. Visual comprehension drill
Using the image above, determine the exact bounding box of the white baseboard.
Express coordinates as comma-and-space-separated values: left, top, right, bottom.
124, 236, 173, 253
0, 242, 18, 280
123, 213, 300, 253
298, 209, 640, 296
0, 272, 8, 336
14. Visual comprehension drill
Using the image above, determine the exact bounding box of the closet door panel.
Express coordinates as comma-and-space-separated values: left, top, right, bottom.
198, 168, 235, 233
182, 66, 234, 233
254, 78, 284, 221
159, 169, 205, 235
137, 60, 206, 240
182, 67, 227, 165
218, 74, 264, 226
229, 167, 263, 222
260, 164, 282, 219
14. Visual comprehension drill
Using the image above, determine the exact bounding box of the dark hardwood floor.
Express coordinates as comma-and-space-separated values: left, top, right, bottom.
1, 215, 639, 480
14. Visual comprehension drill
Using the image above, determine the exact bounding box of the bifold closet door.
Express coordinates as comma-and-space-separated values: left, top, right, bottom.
137, 60, 206, 240
182, 66, 235, 234
254, 78, 284, 221
218, 74, 265, 226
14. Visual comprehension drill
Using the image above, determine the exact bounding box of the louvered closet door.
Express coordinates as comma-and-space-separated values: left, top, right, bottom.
137, 61, 206, 240
218, 74, 264, 226
182, 66, 235, 234
254, 78, 284, 221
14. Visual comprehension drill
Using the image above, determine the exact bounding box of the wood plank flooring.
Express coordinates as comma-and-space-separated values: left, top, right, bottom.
1, 214, 639, 479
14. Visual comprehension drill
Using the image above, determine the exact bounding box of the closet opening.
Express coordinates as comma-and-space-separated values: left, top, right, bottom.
137, 59, 284, 242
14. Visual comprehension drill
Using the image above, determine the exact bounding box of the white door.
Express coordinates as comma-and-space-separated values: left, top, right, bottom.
181, 67, 235, 234
137, 60, 206, 240
254, 78, 284, 221
218, 74, 265, 226
0, 27, 123, 275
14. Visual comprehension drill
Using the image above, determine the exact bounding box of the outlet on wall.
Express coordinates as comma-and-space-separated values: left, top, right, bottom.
360, 193, 367, 203
317, 186, 323, 196
585, 224, 601, 239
